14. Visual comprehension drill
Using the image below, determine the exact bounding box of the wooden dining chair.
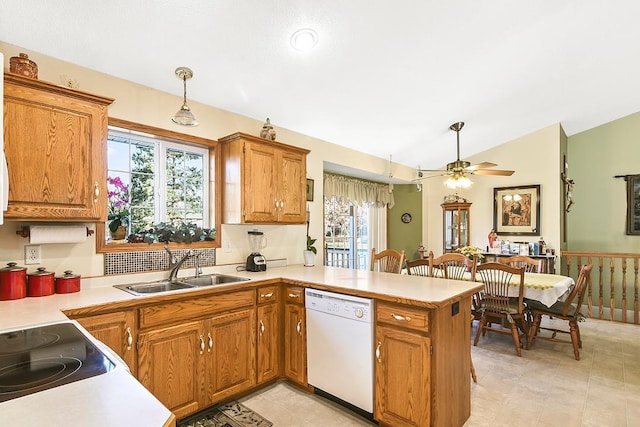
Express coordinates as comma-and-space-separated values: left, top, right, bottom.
370, 248, 406, 274
473, 262, 528, 357
428, 252, 476, 279
498, 255, 543, 273
526, 264, 593, 360
405, 257, 431, 277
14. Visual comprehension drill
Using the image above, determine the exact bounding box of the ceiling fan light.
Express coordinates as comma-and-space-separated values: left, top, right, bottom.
445, 175, 473, 189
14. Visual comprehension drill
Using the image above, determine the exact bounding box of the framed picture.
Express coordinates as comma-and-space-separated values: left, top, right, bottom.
306, 179, 314, 202
493, 185, 541, 236
626, 174, 640, 235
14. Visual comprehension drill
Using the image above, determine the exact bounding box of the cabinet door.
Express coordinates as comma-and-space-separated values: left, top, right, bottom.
205, 308, 256, 404
257, 302, 280, 384
283, 302, 307, 385
138, 321, 205, 419
277, 149, 306, 223
244, 142, 277, 222
4, 75, 110, 220
375, 325, 431, 427
74, 310, 137, 376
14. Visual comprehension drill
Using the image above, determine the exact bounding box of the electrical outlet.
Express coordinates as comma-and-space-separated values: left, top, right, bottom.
25, 245, 42, 265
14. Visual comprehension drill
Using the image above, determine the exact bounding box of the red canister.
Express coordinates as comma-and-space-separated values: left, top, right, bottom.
55, 270, 81, 294
27, 267, 55, 297
0, 262, 27, 300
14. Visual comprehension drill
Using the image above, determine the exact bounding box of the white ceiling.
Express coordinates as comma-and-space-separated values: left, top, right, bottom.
2, 1, 640, 175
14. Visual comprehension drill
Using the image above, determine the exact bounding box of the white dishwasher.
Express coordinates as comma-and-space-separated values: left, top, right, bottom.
305, 288, 374, 414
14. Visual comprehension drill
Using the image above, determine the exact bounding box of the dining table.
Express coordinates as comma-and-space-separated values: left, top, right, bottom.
471, 271, 575, 307
402, 267, 575, 308
447, 270, 575, 308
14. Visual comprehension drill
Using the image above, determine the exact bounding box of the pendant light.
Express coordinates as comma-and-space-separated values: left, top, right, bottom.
172, 67, 198, 126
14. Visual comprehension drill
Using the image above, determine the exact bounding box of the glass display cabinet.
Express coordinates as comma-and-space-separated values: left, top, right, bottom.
442, 202, 471, 253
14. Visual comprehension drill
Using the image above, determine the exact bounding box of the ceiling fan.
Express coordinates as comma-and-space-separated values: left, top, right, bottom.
416, 122, 514, 187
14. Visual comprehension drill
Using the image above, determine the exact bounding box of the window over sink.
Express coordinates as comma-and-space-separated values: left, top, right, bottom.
97, 118, 220, 253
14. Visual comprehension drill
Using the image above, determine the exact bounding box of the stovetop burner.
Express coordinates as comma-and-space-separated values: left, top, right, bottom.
0, 323, 115, 403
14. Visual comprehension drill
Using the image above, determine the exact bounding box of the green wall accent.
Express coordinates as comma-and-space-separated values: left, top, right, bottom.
389, 184, 423, 261
567, 111, 640, 252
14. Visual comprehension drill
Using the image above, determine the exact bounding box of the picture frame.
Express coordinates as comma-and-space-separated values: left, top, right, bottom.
306, 178, 314, 202
493, 185, 541, 236
626, 174, 640, 235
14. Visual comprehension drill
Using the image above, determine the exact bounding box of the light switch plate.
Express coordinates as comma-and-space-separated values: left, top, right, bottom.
25, 245, 41, 265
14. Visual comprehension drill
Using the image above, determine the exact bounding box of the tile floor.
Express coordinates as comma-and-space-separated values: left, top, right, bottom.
239, 317, 640, 426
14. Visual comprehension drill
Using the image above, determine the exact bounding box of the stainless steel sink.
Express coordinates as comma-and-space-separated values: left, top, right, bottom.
182, 274, 250, 287
114, 274, 250, 296
114, 280, 195, 296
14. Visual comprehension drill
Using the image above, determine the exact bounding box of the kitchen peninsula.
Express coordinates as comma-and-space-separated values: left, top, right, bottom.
0, 265, 482, 427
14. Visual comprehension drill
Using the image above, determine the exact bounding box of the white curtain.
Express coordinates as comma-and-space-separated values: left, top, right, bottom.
368, 206, 388, 254
324, 173, 392, 256
323, 173, 394, 208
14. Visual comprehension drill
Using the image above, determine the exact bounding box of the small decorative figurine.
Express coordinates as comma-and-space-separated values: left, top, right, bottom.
10, 53, 38, 79
260, 118, 277, 141
488, 229, 498, 248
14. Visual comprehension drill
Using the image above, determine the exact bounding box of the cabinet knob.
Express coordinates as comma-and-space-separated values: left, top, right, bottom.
93, 182, 100, 204
296, 320, 302, 335
259, 320, 265, 336
199, 335, 205, 354
125, 327, 133, 351
390, 313, 412, 322
288, 293, 299, 299
207, 333, 213, 352
375, 341, 382, 362
260, 292, 274, 299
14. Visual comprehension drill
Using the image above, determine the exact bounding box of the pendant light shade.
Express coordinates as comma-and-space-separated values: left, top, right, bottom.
172, 67, 198, 126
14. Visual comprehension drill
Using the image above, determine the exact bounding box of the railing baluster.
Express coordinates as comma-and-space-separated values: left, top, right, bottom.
633, 258, 640, 325
622, 258, 628, 323
561, 251, 640, 325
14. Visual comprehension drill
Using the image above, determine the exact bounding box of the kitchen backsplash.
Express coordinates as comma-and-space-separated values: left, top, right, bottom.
104, 248, 216, 275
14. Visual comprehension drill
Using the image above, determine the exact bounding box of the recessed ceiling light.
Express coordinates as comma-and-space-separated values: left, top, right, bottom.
290, 28, 318, 52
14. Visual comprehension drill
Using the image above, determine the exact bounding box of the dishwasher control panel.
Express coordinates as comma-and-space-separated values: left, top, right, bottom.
305, 289, 372, 322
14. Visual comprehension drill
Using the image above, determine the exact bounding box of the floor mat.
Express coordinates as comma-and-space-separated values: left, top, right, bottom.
178, 401, 273, 427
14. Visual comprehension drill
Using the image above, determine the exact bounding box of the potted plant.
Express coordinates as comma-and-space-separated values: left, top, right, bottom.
303, 235, 317, 266
107, 176, 130, 240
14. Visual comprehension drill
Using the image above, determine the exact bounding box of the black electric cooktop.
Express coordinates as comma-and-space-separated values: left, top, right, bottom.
0, 322, 116, 403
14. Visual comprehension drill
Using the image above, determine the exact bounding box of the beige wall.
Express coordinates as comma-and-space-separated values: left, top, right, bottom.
0, 41, 416, 281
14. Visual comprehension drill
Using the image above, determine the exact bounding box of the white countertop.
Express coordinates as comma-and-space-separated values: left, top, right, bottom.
0, 264, 482, 426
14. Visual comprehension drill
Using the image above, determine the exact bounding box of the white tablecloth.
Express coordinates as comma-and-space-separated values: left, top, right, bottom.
465, 271, 574, 307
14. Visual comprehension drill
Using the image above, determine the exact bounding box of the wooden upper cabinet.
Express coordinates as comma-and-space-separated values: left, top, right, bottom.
218, 132, 309, 224
3, 73, 113, 221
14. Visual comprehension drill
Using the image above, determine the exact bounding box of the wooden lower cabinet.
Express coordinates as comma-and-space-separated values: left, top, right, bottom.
375, 324, 431, 427
138, 321, 205, 419
256, 285, 280, 384
375, 298, 472, 427
205, 308, 257, 403
73, 310, 138, 375
283, 286, 307, 385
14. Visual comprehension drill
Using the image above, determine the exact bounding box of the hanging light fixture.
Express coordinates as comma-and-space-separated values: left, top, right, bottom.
172, 67, 198, 126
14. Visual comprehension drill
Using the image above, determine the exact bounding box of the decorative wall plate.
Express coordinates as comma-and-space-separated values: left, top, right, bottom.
401, 213, 412, 224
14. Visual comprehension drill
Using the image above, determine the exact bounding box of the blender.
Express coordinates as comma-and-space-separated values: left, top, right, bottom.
246, 230, 267, 272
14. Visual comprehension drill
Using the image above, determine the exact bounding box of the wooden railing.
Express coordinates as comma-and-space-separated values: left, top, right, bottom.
561, 251, 640, 324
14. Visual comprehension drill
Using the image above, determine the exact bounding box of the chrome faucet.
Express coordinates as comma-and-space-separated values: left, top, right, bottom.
165, 246, 193, 283
194, 252, 202, 278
